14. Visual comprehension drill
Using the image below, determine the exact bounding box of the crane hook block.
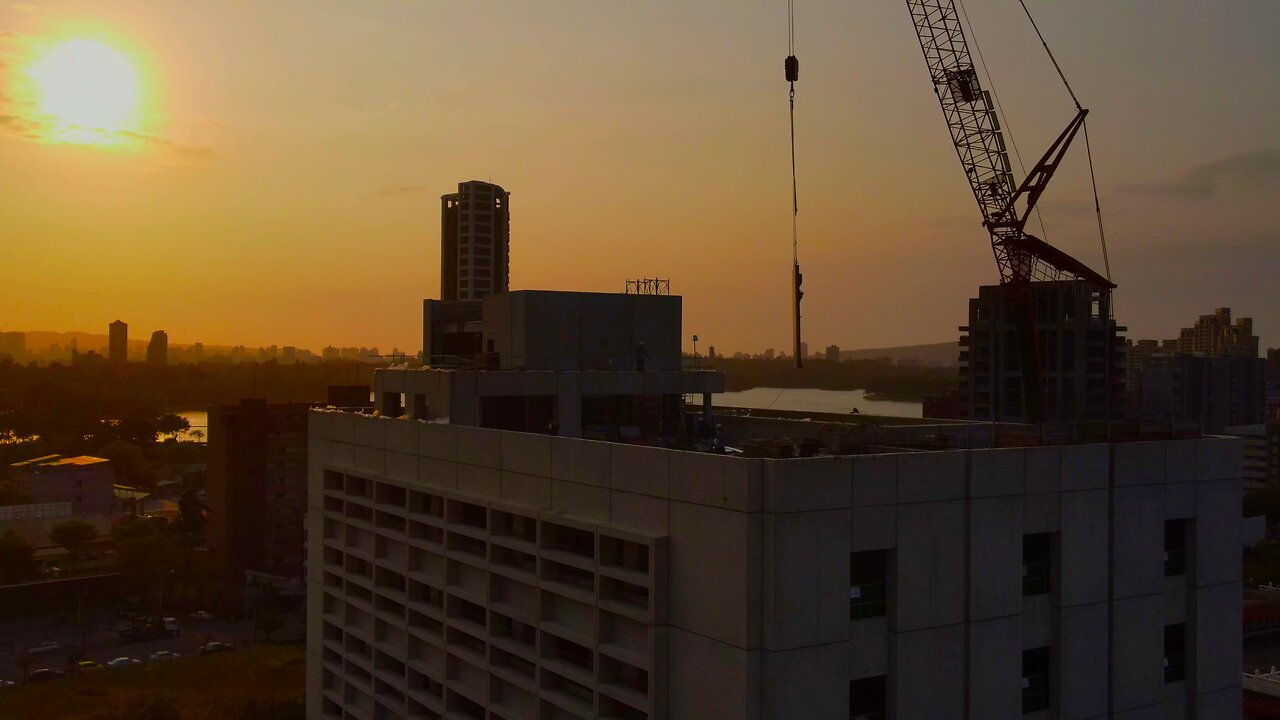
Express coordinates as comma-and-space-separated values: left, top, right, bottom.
785, 55, 799, 83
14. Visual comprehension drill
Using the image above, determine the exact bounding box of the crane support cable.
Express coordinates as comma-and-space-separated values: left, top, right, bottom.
1083, 118, 1112, 281
785, 0, 803, 368
1016, 0, 1081, 110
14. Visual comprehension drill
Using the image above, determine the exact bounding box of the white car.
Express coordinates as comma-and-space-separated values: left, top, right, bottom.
106, 657, 142, 669
148, 651, 181, 663
26, 641, 59, 655
189, 610, 214, 622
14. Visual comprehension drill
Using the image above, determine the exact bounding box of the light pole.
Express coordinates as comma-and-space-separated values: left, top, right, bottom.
691, 335, 699, 370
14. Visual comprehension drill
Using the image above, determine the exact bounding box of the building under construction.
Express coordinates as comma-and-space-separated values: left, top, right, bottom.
959, 281, 1126, 422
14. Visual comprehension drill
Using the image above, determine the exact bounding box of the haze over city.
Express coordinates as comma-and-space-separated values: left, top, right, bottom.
2, 0, 1277, 354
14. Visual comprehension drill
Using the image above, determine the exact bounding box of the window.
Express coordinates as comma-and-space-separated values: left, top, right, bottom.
1164, 519, 1187, 577
1023, 534, 1052, 596
849, 675, 886, 720
849, 550, 888, 620
1021, 647, 1050, 713
1164, 623, 1186, 683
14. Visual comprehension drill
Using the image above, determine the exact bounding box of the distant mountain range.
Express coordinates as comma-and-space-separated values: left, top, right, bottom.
840, 341, 959, 368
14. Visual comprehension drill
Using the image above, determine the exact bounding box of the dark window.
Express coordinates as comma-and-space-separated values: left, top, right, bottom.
1023, 534, 1052, 596
1164, 519, 1187, 577
1022, 647, 1050, 713
849, 675, 886, 720
1164, 623, 1186, 683
849, 550, 888, 620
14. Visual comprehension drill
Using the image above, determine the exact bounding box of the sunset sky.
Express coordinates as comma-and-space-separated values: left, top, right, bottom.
1, 1, 1277, 355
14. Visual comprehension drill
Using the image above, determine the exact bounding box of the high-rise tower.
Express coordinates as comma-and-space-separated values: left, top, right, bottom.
108, 320, 128, 363
440, 181, 509, 302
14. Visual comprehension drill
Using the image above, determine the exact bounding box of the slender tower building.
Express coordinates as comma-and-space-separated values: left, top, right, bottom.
440, 181, 510, 302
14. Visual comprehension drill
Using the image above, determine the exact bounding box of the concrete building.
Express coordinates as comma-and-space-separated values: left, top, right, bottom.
441, 181, 510, 303
108, 320, 128, 363
0, 331, 25, 361
1177, 307, 1258, 358
147, 330, 168, 365
8, 455, 114, 516
207, 399, 312, 585
307, 293, 1241, 720
1133, 353, 1267, 433
825, 345, 840, 363
958, 281, 1126, 422
1225, 421, 1280, 492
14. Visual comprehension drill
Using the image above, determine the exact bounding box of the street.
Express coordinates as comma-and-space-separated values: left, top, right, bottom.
0, 610, 258, 682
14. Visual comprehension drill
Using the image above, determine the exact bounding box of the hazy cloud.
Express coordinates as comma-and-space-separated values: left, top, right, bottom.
376, 185, 425, 197
1127, 148, 1280, 198
0, 114, 215, 159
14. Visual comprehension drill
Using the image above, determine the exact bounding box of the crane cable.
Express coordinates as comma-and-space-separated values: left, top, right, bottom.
786, 0, 799, 264
1016, 0, 1113, 283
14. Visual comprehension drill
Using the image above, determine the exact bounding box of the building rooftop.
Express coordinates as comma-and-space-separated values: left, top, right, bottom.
10, 454, 110, 469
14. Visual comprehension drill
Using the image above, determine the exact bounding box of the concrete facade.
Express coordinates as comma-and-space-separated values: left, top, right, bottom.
9, 454, 114, 516
306, 413, 1242, 719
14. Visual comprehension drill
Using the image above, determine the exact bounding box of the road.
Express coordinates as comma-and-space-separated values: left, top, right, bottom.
0, 611, 257, 682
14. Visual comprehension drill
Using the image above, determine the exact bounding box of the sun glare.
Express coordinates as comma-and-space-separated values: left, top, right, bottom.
26, 38, 143, 147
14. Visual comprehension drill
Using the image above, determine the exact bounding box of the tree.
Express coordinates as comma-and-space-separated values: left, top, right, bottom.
0, 529, 38, 585
155, 413, 190, 441
101, 440, 155, 489
175, 489, 209, 547
49, 518, 99, 577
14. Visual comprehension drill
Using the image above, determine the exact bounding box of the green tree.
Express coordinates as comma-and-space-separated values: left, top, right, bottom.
115, 410, 161, 446
49, 518, 99, 576
101, 440, 155, 489
0, 529, 38, 584
155, 413, 190, 441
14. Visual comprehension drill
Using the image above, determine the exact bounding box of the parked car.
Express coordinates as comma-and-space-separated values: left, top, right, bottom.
27, 668, 66, 682
199, 641, 234, 655
106, 657, 142, 669
26, 641, 59, 655
0, 679, 16, 690
163, 617, 180, 637
76, 660, 103, 673
189, 610, 215, 621
148, 651, 181, 663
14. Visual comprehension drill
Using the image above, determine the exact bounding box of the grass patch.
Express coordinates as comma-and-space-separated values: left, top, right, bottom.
0, 645, 304, 720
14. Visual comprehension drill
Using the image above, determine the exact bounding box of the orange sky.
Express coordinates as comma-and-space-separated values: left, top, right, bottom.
2, 1, 1278, 355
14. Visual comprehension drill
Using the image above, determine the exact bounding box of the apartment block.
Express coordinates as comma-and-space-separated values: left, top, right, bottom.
307, 409, 1242, 720
1177, 307, 1258, 358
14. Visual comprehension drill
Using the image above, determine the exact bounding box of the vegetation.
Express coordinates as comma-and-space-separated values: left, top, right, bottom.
714, 357, 957, 401
0, 529, 38, 584
49, 519, 101, 575
0, 645, 305, 720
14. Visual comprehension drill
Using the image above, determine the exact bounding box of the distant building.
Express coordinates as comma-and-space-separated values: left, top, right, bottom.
1267, 348, 1280, 418
282, 346, 297, 364
825, 344, 840, 363
440, 180, 510, 302
1177, 307, 1258, 357
146, 330, 168, 365
1132, 353, 1266, 433
0, 331, 25, 361
108, 320, 128, 363
958, 281, 1125, 422
800, 341, 809, 359
322, 346, 340, 361
327, 385, 370, 409
8, 455, 114, 516
1224, 423, 1278, 492
207, 399, 312, 585
764, 347, 776, 361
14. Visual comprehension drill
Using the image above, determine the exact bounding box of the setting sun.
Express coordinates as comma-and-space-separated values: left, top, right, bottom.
26, 38, 142, 146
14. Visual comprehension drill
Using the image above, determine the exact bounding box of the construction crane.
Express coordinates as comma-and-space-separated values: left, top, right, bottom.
904, 0, 1114, 422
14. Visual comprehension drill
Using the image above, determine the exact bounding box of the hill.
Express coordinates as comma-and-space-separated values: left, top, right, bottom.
839, 341, 959, 367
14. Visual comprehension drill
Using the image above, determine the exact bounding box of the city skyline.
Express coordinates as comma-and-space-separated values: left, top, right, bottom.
0, 2, 1277, 354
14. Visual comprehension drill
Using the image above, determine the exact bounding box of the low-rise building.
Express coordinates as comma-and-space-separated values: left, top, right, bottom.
9, 455, 114, 515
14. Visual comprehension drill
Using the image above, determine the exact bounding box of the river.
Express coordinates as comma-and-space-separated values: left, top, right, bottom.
713, 387, 923, 418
